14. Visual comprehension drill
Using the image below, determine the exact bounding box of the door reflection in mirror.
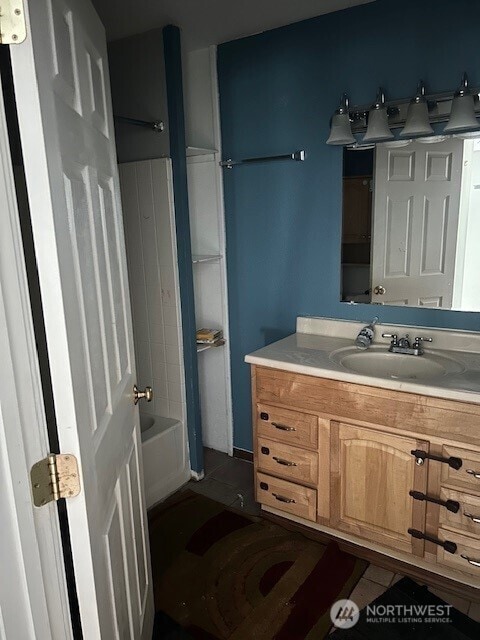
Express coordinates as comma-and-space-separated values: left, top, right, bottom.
341, 135, 480, 312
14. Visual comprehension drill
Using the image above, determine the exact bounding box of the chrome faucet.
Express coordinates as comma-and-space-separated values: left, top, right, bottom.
382, 333, 433, 356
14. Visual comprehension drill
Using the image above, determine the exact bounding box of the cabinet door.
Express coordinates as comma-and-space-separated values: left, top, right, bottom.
331, 422, 428, 555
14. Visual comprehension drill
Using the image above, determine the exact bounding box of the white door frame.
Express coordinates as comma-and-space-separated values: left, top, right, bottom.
0, 60, 72, 639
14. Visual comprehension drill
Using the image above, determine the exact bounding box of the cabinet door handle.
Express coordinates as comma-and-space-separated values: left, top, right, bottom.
408, 528, 457, 554
411, 450, 462, 470
466, 469, 480, 480
272, 456, 297, 467
461, 554, 480, 567
409, 490, 459, 513
464, 511, 480, 524
272, 493, 296, 504
272, 422, 296, 432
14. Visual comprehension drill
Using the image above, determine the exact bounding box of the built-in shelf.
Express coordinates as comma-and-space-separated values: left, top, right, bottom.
186, 146, 217, 157
196, 339, 226, 353
192, 254, 222, 264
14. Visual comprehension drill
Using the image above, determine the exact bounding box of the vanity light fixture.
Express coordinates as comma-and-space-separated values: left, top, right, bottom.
444, 72, 480, 133
363, 88, 394, 142
326, 93, 356, 145
326, 74, 480, 147
400, 81, 434, 137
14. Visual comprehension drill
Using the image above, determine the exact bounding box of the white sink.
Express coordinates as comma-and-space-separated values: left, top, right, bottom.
330, 346, 464, 381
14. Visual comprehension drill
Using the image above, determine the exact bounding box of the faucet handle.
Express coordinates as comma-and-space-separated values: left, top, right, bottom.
413, 336, 433, 348
382, 333, 398, 345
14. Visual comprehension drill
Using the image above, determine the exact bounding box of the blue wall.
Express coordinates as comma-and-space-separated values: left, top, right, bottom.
163, 26, 204, 473
218, 0, 480, 451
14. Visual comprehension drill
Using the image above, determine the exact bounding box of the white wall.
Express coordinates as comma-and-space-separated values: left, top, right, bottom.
457, 142, 480, 311
108, 29, 170, 163
183, 47, 217, 150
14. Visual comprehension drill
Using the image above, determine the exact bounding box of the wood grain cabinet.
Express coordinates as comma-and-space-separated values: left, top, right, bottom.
251, 365, 480, 596
330, 423, 429, 556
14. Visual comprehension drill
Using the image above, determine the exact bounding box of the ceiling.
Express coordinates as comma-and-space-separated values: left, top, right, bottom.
92, 0, 375, 48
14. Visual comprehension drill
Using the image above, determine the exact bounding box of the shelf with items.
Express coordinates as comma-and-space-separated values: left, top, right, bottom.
196, 339, 226, 353
192, 254, 222, 264
186, 109, 232, 452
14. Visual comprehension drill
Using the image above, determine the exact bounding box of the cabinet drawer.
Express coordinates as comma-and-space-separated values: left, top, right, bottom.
440, 446, 480, 493
256, 437, 318, 485
256, 472, 317, 522
439, 488, 480, 537
256, 404, 318, 449
437, 528, 480, 578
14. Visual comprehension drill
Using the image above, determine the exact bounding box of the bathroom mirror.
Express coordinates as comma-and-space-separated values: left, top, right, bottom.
340, 134, 480, 312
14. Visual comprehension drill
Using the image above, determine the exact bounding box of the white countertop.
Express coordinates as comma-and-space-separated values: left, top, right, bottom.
245, 317, 480, 404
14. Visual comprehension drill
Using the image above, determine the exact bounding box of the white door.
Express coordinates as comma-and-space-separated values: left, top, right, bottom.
10, 1, 154, 638
0, 65, 72, 639
372, 139, 463, 307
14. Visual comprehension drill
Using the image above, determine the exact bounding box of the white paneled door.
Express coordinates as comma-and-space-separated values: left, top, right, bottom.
372, 139, 463, 307
10, 1, 154, 638
0, 65, 72, 640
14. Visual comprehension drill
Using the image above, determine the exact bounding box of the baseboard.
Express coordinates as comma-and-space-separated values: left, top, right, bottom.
233, 447, 253, 462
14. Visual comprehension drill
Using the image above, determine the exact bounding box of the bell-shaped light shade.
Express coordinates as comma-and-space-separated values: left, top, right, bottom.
400, 101, 433, 136
363, 88, 394, 142
326, 93, 355, 145
363, 109, 393, 142
401, 82, 433, 137
444, 94, 480, 132
444, 73, 480, 133
326, 112, 356, 145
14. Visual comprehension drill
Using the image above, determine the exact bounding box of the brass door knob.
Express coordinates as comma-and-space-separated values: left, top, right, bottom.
374, 285, 386, 295
133, 385, 153, 405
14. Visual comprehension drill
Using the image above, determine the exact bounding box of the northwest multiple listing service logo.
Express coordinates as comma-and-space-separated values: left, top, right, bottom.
330, 598, 453, 629
330, 599, 360, 629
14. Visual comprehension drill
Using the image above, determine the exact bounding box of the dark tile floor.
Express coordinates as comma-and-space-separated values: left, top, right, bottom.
184, 448, 260, 516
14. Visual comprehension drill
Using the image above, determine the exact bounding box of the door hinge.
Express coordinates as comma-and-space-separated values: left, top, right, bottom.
0, 0, 26, 44
30, 454, 81, 507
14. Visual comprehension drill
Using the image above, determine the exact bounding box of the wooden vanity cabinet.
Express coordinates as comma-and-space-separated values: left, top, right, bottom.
251, 365, 480, 595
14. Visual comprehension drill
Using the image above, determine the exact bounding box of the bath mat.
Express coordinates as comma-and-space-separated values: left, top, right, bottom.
148, 490, 367, 639
331, 576, 479, 639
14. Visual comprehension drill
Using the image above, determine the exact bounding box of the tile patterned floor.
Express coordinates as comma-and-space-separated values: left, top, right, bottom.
186, 448, 480, 623
185, 447, 261, 516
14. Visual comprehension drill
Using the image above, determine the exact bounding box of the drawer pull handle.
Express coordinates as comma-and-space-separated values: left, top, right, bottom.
272, 456, 297, 467
272, 493, 296, 504
464, 511, 480, 524
409, 490, 459, 513
408, 528, 457, 554
272, 422, 296, 432
411, 450, 462, 470
466, 469, 480, 480
461, 554, 480, 567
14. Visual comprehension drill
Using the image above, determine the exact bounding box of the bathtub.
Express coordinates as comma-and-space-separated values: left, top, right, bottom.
140, 413, 190, 509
